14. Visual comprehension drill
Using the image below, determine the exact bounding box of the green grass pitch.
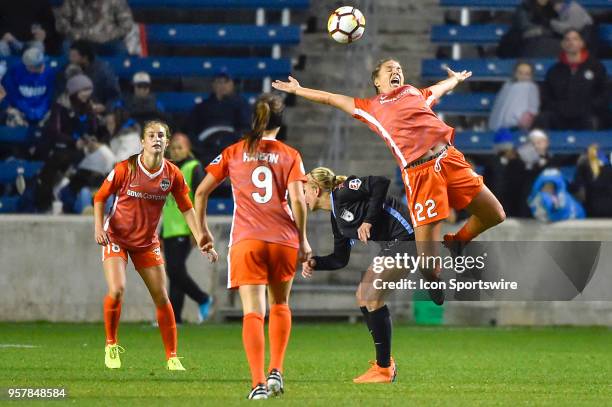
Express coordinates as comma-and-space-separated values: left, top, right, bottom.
0, 322, 610, 406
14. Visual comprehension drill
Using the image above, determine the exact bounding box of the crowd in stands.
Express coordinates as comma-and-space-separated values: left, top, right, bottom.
442, 0, 612, 221
0, 0, 252, 214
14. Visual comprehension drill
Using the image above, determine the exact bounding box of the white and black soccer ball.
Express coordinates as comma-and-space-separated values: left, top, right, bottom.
327, 6, 366, 44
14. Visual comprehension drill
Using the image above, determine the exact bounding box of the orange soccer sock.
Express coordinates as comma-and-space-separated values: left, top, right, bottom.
268, 304, 292, 373
156, 302, 178, 359
446, 222, 478, 244
242, 312, 266, 387
103, 295, 122, 345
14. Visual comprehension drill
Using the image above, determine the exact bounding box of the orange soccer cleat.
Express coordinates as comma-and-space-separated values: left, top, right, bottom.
352, 358, 397, 384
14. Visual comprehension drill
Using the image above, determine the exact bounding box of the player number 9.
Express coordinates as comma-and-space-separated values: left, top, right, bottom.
251, 166, 273, 204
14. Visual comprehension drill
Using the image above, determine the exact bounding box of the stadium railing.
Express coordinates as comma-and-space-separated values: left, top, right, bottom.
422, 58, 612, 80
156, 92, 257, 113
439, 0, 612, 10
0, 56, 292, 80
432, 24, 612, 45
454, 130, 612, 154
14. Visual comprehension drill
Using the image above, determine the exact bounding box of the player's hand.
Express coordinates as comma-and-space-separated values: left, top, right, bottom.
298, 239, 312, 264
94, 225, 110, 246
301, 258, 316, 279
445, 67, 472, 82
206, 248, 219, 263
357, 222, 373, 243
272, 76, 301, 94
0, 84, 5, 102
198, 230, 215, 252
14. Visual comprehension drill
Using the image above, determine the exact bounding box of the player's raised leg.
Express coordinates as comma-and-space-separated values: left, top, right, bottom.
239, 284, 268, 399
102, 251, 127, 369
137, 264, 183, 370
267, 278, 294, 396
444, 185, 506, 246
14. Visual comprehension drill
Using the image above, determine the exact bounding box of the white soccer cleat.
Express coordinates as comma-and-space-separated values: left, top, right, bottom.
247, 383, 268, 400
266, 369, 284, 396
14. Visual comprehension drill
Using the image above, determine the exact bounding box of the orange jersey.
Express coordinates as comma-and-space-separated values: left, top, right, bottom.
95, 155, 191, 251
353, 85, 455, 167
205, 138, 307, 249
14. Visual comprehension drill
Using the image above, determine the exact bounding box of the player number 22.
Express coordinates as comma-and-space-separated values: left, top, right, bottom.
251, 166, 273, 204
414, 199, 437, 222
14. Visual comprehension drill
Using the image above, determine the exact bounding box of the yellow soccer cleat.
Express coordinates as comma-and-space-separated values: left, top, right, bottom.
167, 357, 186, 371
104, 344, 125, 369
353, 357, 397, 383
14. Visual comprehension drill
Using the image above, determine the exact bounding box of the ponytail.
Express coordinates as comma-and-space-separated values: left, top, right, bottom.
308, 167, 347, 191
243, 93, 284, 154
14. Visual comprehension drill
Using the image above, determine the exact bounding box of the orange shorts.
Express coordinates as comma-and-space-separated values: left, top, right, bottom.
402, 146, 483, 227
101, 242, 164, 270
228, 239, 298, 289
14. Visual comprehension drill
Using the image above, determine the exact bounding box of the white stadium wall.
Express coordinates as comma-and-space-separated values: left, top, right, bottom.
1, 215, 611, 325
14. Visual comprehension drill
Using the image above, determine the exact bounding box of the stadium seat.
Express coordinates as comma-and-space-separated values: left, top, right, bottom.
435, 92, 496, 115
439, 0, 612, 10
0, 56, 292, 80
0, 196, 20, 213
0, 126, 29, 144
0, 160, 44, 184
432, 24, 612, 45
156, 92, 257, 113
128, 0, 309, 9
454, 131, 612, 154
422, 58, 612, 80
208, 198, 234, 215
145, 24, 301, 46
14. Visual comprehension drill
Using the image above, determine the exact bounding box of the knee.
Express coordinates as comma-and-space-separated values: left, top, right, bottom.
152, 291, 170, 307
108, 286, 125, 301
269, 297, 288, 306
494, 206, 507, 225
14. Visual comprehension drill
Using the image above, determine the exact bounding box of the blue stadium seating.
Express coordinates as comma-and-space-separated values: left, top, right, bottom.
435, 93, 496, 115
0, 196, 20, 213
0, 160, 44, 184
432, 24, 612, 45
0, 56, 292, 80
146, 24, 300, 46
440, 0, 612, 10
156, 92, 257, 112
454, 131, 612, 154
0, 126, 29, 144
128, 0, 309, 9
208, 198, 234, 215
422, 58, 612, 80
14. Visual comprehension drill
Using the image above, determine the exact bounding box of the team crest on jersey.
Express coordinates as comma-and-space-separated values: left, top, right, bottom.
210, 154, 222, 165
348, 179, 362, 190
340, 209, 354, 222
160, 178, 171, 191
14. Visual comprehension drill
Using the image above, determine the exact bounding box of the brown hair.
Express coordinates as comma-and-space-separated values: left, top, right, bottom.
307, 167, 348, 192
127, 120, 171, 174
243, 93, 284, 153
371, 57, 399, 94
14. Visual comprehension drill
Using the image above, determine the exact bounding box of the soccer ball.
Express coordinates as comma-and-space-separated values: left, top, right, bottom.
327, 6, 366, 44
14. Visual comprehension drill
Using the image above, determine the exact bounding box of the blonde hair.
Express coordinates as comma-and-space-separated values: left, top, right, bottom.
308, 167, 348, 191
127, 120, 171, 174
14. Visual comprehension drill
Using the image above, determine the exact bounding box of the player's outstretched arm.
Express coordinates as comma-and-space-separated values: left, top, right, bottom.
427, 67, 472, 99
288, 180, 312, 263
272, 76, 355, 115
93, 201, 109, 246
194, 173, 222, 253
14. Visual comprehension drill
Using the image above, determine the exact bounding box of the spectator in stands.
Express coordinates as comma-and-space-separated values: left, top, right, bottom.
55, 0, 134, 56
184, 72, 251, 163
0, 0, 61, 56
488, 61, 539, 132
473, 130, 527, 217
535, 30, 608, 130
573, 144, 612, 217
106, 105, 141, 162
551, 1, 595, 50
65, 40, 121, 112
499, 0, 560, 58
35, 74, 109, 212
1, 48, 55, 127
119, 71, 165, 126
528, 167, 585, 221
